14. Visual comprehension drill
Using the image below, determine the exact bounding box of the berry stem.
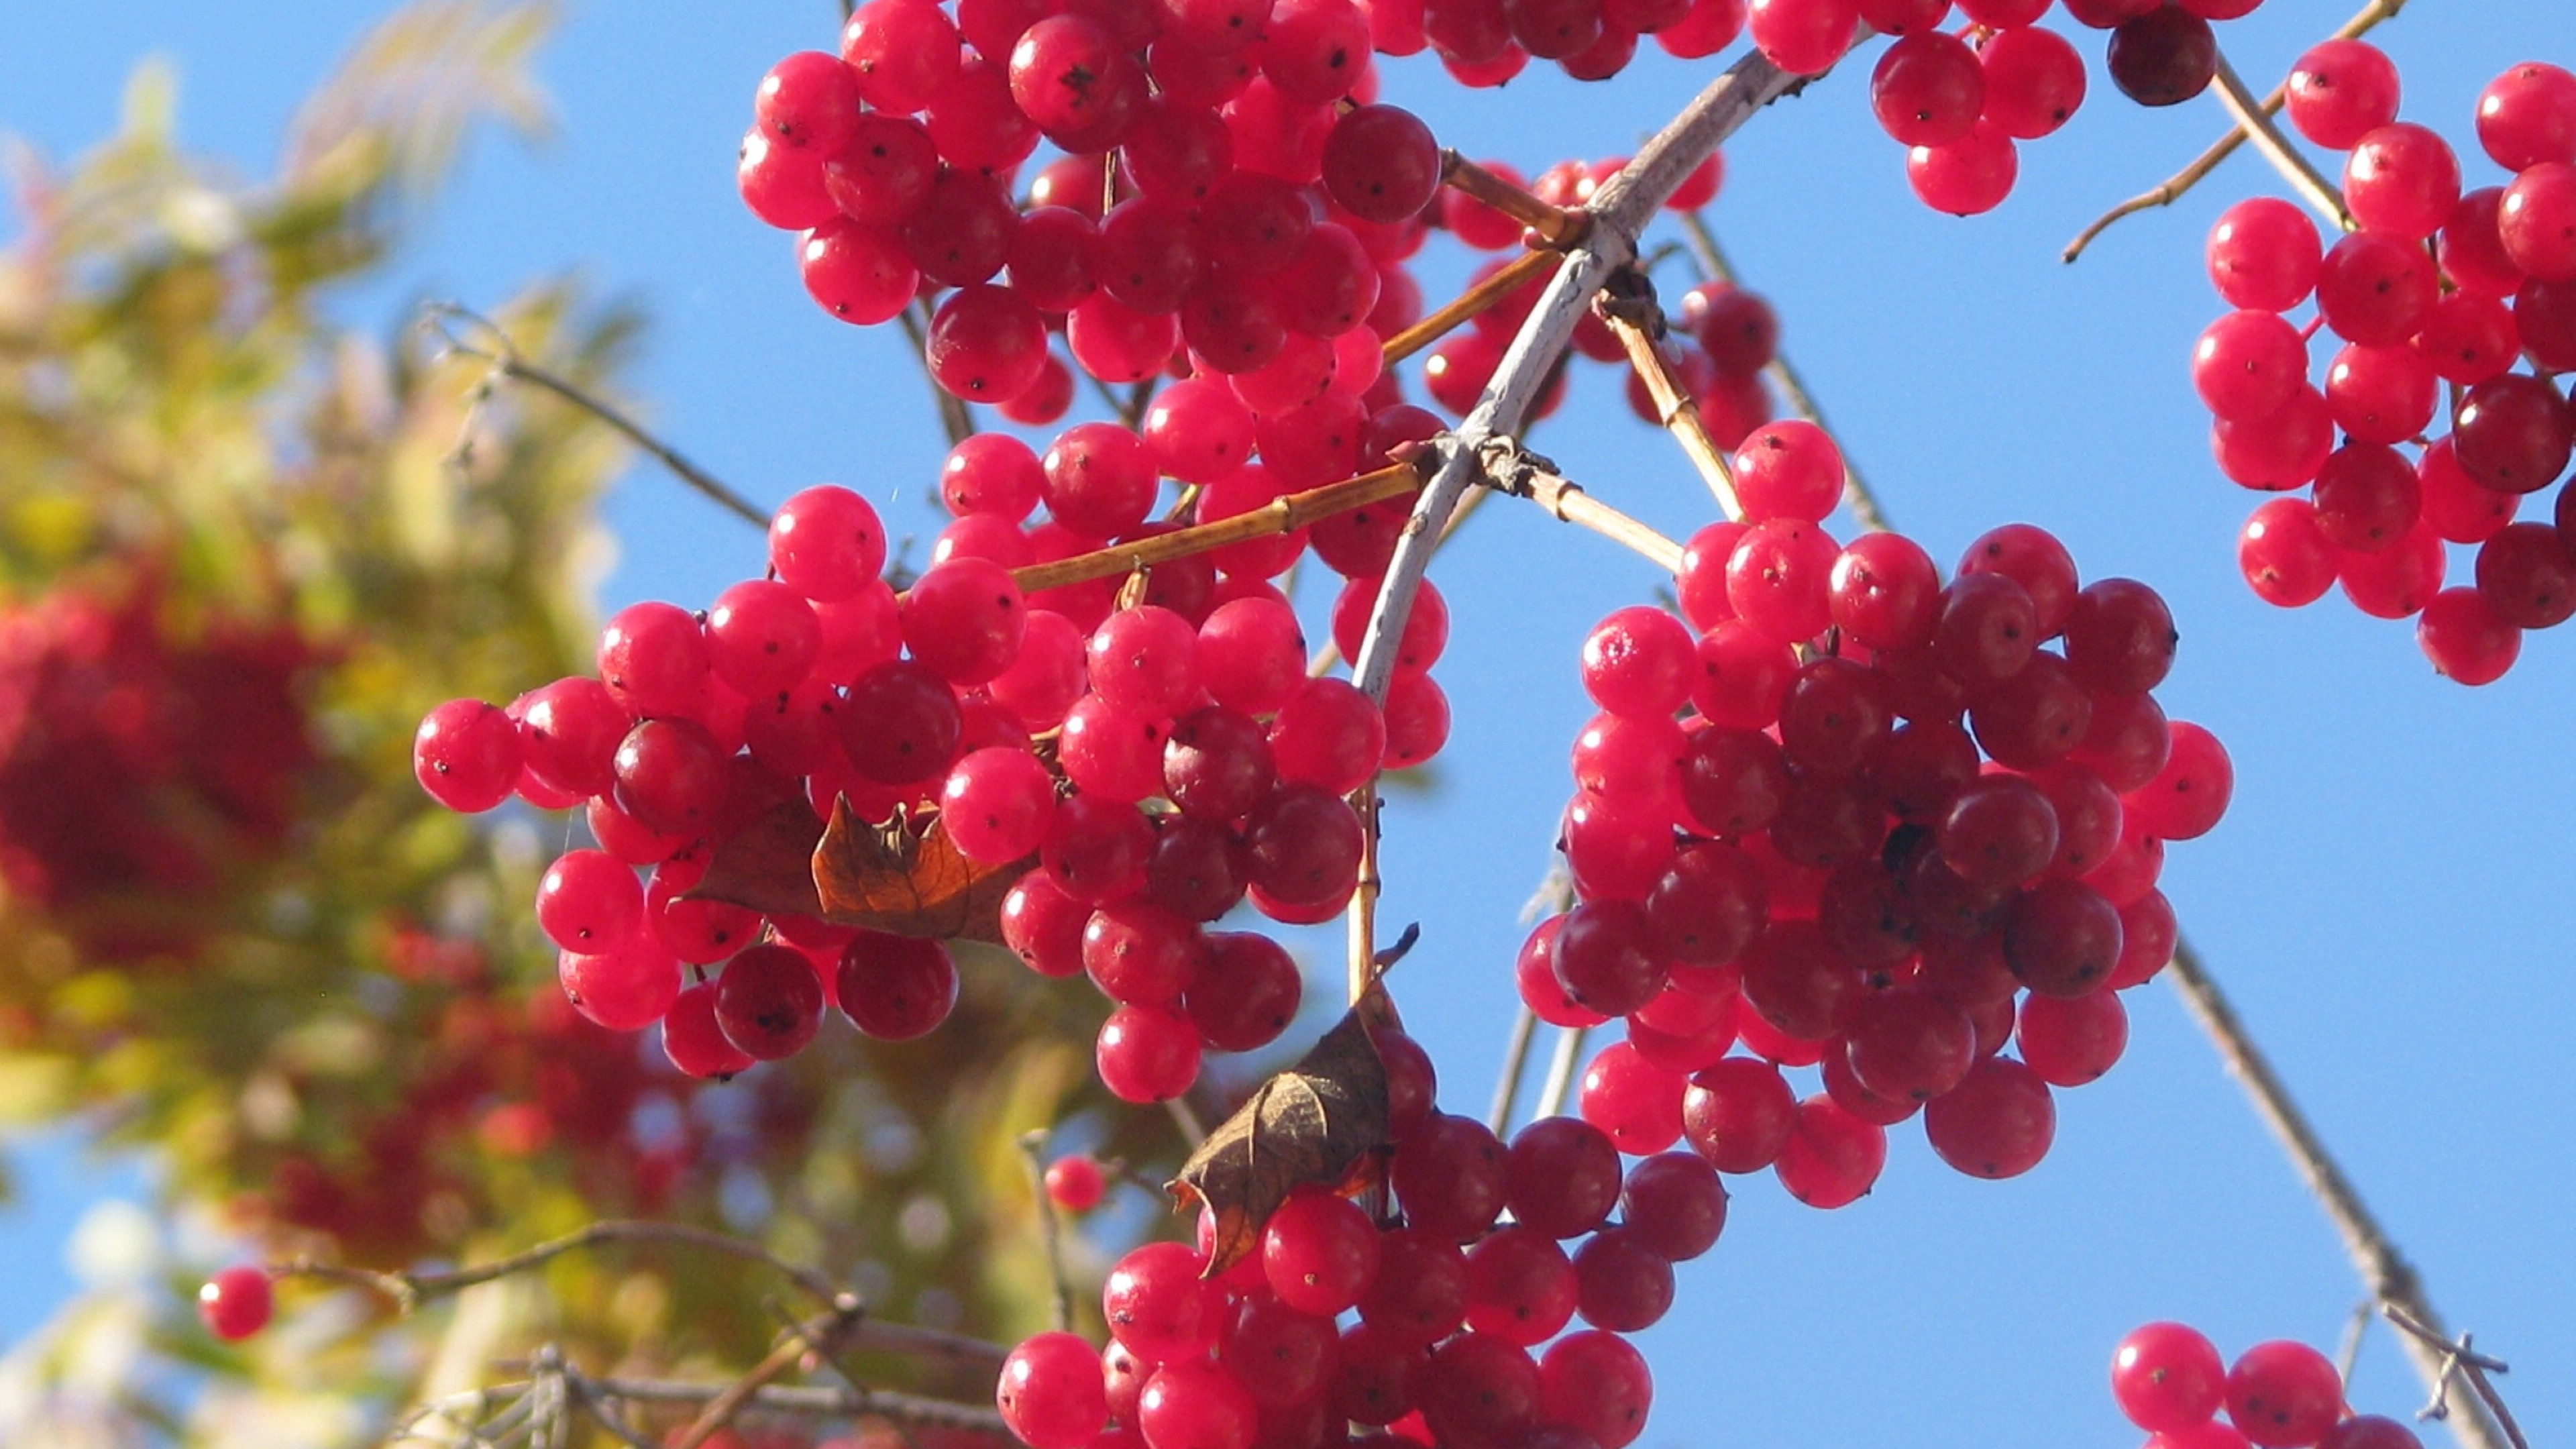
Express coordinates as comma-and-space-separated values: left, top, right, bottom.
2162, 939, 2513, 1449
441, 1360, 1013, 1442
1489, 867, 1575, 1136
668, 1299, 875, 1449
1534, 1020, 1591, 1120
1676, 211, 1892, 534
1019, 1129, 1079, 1334
421, 302, 771, 529
1348, 776, 1385, 1000
2061, 0, 2408, 262
273, 1218, 1009, 1373
1439, 150, 1589, 249
1382, 246, 1560, 365
1474, 437, 1688, 572
1597, 272, 1747, 518
1487, 1004, 1542, 1134
1006, 457, 1429, 594
2206, 52, 2356, 234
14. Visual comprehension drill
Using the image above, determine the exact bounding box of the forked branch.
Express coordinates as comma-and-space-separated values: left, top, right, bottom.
2062, 0, 2410, 262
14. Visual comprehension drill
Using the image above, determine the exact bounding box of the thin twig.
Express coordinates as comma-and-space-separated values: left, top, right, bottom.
1676, 212, 1889, 533
547, 1373, 1012, 1438
1382, 247, 1560, 366
2061, 0, 2406, 262
1491, 868, 1579, 1135
669, 1298, 868, 1449
2163, 941, 2511, 1449
1487, 1007, 1540, 1136
1596, 272, 1743, 517
1166, 1095, 1208, 1148
2381, 1303, 2525, 1449
1473, 438, 1688, 573
276, 1221, 1008, 1375
1347, 779, 1383, 1004
899, 302, 977, 449
2208, 52, 2354, 233
422, 303, 769, 529
1438, 151, 1589, 249
1019, 1130, 1078, 1334
1534, 1022, 1591, 1120
2335, 1297, 2374, 1385
1008, 459, 1425, 594
274, 1219, 839, 1313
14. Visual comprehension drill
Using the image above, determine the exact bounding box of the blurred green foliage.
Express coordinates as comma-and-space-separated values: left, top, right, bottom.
0, 6, 1168, 1443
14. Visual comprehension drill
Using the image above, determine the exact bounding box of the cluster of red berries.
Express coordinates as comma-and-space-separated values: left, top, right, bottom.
0, 576, 319, 957
2207, 53, 2576, 684
1771, 0, 2279, 217
415, 435, 1454, 1097
737, 0, 1455, 428
1507, 425, 2226, 1203
2111, 1322, 2425, 1449
1002, 1071, 1731, 1449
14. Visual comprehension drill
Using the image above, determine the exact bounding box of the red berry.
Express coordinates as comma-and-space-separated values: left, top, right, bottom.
199, 1266, 274, 1341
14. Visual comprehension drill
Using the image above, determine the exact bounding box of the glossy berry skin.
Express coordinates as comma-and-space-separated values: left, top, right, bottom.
1681, 1056, 1796, 1173
1980, 25, 2087, 140
713, 944, 824, 1061
1773, 1094, 1885, 1208
1923, 1055, 2055, 1178
1872, 32, 1984, 148
663, 981, 756, 1078
415, 698, 522, 813
2321, 1417, 2426, 1449
769, 485, 888, 600
1393, 1113, 1509, 1242
1419, 1331, 1544, 1449
1096, 1004, 1201, 1102
1138, 1358, 1258, 1449
1505, 1116, 1624, 1239
1540, 1330, 1655, 1449
837, 933, 960, 1040
1627, 1144, 1731, 1258
1263, 1187, 1384, 1316
1104, 1241, 1226, 1364
998, 1331, 1110, 1449
199, 1266, 274, 1341
2112, 1322, 2228, 1433
2108, 5, 2216, 108
2479, 62, 2576, 171
2208, 198, 2322, 311
2224, 1340, 2346, 1448
2286, 39, 2402, 149
1044, 1155, 1107, 1212
1908, 122, 2019, 216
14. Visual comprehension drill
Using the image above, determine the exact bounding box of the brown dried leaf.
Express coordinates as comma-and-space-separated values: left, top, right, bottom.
1167, 991, 1391, 1275
811, 796, 1030, 944
685, 800, 826, 920
686, 798, 1030, 944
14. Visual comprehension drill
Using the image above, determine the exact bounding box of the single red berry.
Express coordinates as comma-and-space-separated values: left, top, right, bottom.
199, 1266, 274, 1341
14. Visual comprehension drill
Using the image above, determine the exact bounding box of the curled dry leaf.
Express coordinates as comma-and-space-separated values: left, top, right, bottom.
686, 798, 1031, 945
1167, 984, 1395, 1275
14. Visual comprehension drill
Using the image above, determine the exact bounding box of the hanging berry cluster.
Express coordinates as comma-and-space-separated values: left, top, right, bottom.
2211, 54, 2576, 684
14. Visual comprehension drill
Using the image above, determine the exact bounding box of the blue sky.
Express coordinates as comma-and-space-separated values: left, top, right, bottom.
4, 2, 2573, 1446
